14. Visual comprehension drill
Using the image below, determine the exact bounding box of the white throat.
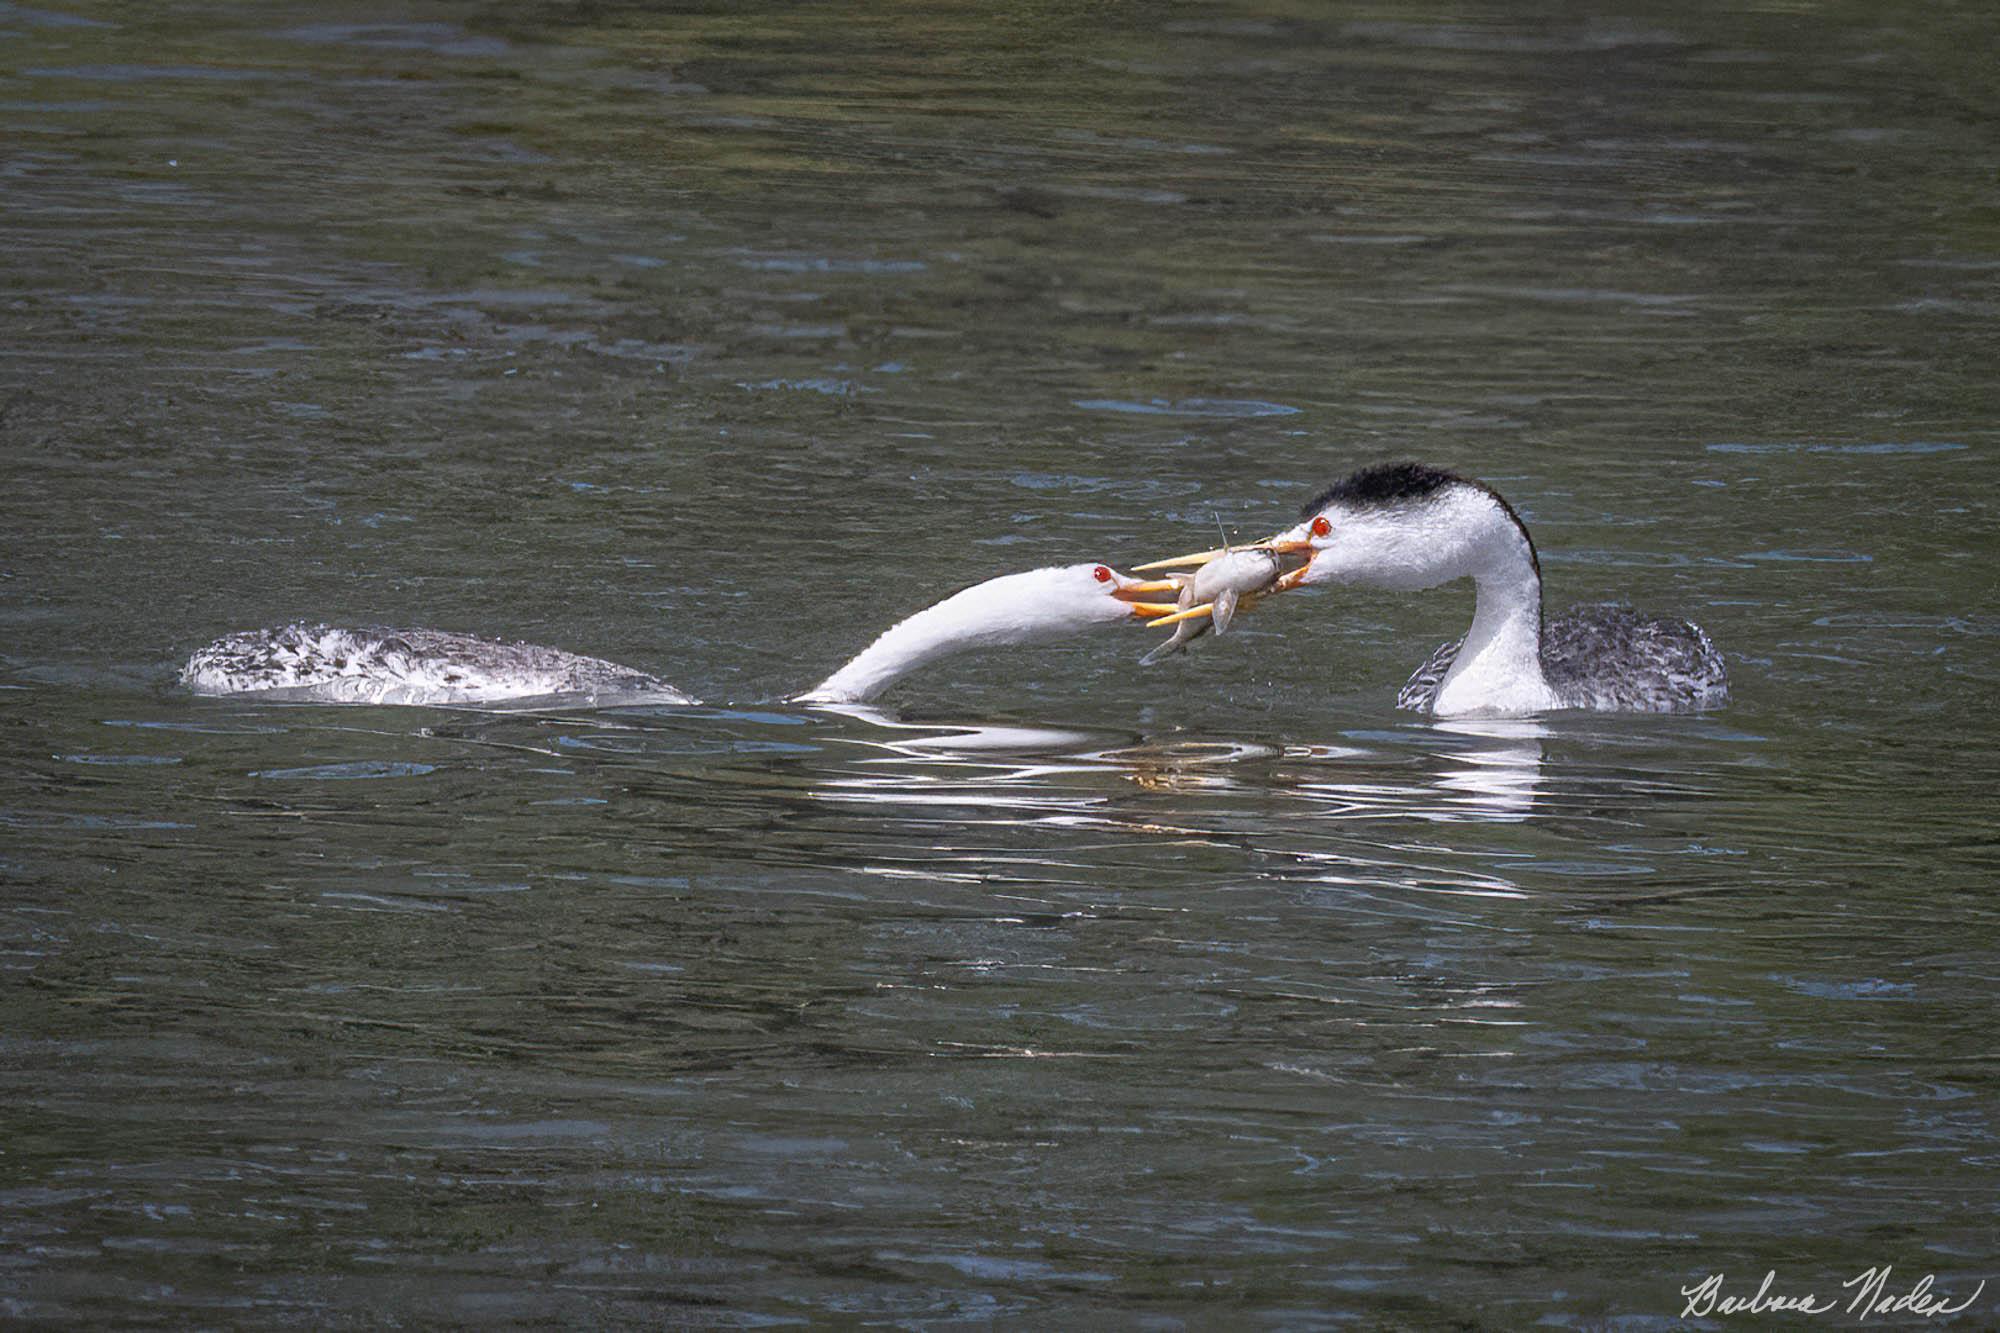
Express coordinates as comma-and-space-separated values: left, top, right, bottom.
1426, 495, 1557, 716
1431, 543, 1557, 716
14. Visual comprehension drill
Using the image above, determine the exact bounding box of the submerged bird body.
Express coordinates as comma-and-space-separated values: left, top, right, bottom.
1266, 463, 1728, 717
182, 623, 695, 706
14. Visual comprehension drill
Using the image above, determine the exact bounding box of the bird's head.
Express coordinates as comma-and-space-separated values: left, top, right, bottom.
1136, 462, 1536, 598
969, 563, 1186, 634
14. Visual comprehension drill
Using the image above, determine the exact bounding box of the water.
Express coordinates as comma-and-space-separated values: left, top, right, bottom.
4, 2, 1997, 1324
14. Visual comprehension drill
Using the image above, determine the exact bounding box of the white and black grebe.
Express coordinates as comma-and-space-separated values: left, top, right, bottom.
182, 565, 1184, 707
1141, 462, 1728, 717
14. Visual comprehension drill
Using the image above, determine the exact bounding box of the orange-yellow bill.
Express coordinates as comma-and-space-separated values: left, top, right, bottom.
1133, 547, 1229, 572
1133, 537, 1310, 573
1145, 602, 1214, 629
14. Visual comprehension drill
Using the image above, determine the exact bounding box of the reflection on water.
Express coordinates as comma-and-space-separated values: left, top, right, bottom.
802, 709, 1541, 833
4, 0, 1999, 1325
1287, 719, 1551, 825
1422, 717, 1548, 821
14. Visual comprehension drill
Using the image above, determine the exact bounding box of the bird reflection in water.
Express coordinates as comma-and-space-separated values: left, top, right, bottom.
801, 710, 1287, 845
1426, 718, 1549, 822
1284, 719, 1548, 825
802, 706, 1141, 825
800, 707, 1545, 846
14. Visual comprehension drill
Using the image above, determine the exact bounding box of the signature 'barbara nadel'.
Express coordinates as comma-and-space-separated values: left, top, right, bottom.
1681, 1267, 1986, 1321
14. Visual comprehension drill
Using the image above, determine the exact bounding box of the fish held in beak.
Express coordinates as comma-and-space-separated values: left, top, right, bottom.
1138, 547, 1288, 665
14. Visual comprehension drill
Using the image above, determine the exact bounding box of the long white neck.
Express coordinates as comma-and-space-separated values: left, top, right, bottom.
798, 568, 1106, 704
803, 601, 994, 703
1430, 510, 1558, 717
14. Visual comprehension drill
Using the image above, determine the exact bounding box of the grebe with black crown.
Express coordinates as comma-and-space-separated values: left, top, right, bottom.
1140, 462, 1728, 717
182, 564, 1185, 707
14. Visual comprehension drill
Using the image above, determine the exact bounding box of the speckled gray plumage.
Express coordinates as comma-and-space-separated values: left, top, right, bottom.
183, 623, 692, 705
1397, 602, 1729, 714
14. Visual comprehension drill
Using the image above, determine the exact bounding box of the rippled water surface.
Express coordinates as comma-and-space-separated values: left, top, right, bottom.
4, 2, 1997, 1325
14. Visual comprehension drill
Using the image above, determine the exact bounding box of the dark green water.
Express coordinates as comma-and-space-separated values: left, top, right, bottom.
3, 2, 1997, 1325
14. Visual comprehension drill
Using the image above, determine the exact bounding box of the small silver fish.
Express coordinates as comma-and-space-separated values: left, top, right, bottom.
1140, 548, 1281, 666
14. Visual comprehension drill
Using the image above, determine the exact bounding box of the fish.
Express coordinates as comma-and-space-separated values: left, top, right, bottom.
1139, 547, 1282, 666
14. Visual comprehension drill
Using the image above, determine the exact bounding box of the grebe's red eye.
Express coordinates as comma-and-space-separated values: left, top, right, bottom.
1310, 515, 1332, 538
1092, 565, 1113, 583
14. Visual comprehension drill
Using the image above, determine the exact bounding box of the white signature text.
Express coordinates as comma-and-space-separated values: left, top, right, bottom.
1680, 1267, 1986, 1321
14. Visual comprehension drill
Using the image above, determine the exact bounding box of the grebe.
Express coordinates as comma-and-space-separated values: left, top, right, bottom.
1140, 462, 1728, 717
182, 565, 1182, 707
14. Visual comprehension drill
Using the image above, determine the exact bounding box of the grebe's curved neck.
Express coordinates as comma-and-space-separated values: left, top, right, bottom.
802, 593, 1001, 703
1433, 521, 1557, 716
798, 566, 1130, 704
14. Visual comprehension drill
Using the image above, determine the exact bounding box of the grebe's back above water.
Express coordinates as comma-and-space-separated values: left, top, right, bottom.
1393, 600, 1727, 714
1141, 462, 1728, 718
181, 623, 697, 706
181, 565, 1182, 708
